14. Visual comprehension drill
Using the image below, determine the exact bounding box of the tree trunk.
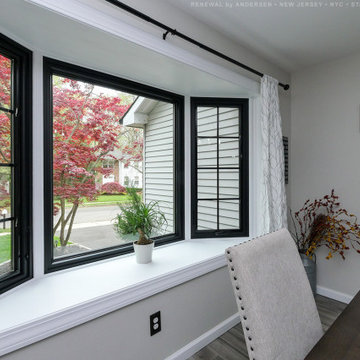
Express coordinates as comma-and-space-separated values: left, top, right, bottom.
137, 228, 152, 245
65, 202, 79, 245
55, 201, 80, 247
59, 198, 66, 246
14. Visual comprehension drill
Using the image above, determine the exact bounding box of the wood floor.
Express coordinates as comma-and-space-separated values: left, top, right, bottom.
187, 295, 347, 360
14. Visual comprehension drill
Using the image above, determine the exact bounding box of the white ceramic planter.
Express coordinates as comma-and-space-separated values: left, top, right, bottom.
133, 241, 154, 264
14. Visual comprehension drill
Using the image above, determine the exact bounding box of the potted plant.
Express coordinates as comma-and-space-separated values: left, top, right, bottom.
290, 189, 360, 294
114, 187, 167, 263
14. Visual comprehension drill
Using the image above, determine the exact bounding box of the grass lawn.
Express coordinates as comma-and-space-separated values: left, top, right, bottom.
0, 234, 11, 263
83, 194, 134, 206
53, 235, 73, 247
60, 193, 137, 208
0, 235, 65, 263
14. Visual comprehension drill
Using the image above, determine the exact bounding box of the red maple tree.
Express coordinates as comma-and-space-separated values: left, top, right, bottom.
118, 127, 143, 174
0, 54, 11, 211
52, 76, 138, 247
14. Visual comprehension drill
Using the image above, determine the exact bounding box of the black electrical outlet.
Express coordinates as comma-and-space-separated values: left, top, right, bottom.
150, 311, 161, 336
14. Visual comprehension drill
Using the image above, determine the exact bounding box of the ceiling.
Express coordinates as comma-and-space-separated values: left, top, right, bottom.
167, 0, 360, 72
0, 0, 257, 97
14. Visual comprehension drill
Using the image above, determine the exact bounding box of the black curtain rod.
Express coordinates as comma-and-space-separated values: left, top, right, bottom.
104, 0, 290, 90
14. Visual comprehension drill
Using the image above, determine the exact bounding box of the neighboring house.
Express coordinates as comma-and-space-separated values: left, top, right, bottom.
123, 97, 175, 235
101, 148, 143, 188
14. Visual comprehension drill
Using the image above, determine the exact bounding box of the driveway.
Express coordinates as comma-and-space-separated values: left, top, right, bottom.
54, 205, 131, 254
67, 205, 119, 224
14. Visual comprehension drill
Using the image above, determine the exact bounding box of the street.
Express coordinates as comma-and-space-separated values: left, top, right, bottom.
53, 205, 133, 257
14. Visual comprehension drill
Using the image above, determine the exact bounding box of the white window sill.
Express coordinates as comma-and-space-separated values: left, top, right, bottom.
0, 237, 248, 356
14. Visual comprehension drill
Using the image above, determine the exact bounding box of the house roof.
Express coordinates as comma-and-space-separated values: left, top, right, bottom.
121, 96, 159, 127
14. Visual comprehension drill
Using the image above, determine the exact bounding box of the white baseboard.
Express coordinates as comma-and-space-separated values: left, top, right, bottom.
316, 285, 353, 304
165, 313, 241, 360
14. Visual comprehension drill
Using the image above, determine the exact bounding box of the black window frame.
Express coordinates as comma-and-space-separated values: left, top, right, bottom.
191, 97, 249, 239
43, 57, 184, 273
0, 33, 32, 294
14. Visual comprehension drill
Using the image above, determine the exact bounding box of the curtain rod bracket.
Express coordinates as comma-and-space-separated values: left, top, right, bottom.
163, 29, 176, 40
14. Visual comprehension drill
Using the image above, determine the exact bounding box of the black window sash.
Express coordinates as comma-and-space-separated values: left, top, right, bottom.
0, 33, 32, 295
191, 97, 249, 239
43, 57, 184, 273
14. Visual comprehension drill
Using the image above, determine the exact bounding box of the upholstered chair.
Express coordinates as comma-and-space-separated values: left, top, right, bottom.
226, 228, 323, 360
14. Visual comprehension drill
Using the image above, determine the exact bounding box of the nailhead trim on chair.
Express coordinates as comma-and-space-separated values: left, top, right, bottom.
226, 247, 256, 360
226, 230, 292, 360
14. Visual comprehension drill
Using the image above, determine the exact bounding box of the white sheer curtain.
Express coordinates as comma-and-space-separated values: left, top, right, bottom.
260, 75, 287, 234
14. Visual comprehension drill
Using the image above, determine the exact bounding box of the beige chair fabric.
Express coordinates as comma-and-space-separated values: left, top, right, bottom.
226, 228, 323, 360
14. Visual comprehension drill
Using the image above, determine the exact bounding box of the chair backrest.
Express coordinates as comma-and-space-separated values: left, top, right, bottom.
226, 228, 323, 360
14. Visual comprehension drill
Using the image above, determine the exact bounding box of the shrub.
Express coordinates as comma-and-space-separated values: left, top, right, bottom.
101, 182, 126, 195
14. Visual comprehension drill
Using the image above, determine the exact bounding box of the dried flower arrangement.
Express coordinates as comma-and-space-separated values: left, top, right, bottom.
290, 190, 360, 260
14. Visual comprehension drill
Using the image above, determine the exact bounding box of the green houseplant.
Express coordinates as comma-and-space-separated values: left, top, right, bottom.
114, 187, 167, 263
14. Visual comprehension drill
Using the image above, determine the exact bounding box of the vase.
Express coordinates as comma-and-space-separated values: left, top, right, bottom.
133, 241, 154, 264
299, 252, 317, 296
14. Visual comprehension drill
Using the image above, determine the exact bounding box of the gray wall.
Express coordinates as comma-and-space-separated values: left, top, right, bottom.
2, 268, 237, 360
291, 50, 360, 297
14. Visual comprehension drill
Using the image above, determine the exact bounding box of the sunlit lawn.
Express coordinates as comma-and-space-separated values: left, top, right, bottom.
0, 233, 10, 263
61, 193, 138, 207
83, 194, 134, 206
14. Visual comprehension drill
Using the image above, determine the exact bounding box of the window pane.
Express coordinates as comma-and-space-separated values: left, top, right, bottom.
0, 54, 13, 277
52, 75, 176, 260
197, 138, 217, 168
219, 138, 239, 168
198, 169, 217, 200
0, 111, 11, 163
0, 36, 32, 293
219, 170, 239, 198
0, 54, 12, 109
0, 221, 12, 277
219, 200, 240, 229
198, 200, 217, 230
52, 75, 140, 258
219, 107, 239, 137
0, 167, 11, 219
192, 99, 248, 238
197, 107, 217, 137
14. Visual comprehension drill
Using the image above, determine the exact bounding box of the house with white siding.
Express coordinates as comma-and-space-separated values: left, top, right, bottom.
101, 149, 143, 188
123, 97, 175, 235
